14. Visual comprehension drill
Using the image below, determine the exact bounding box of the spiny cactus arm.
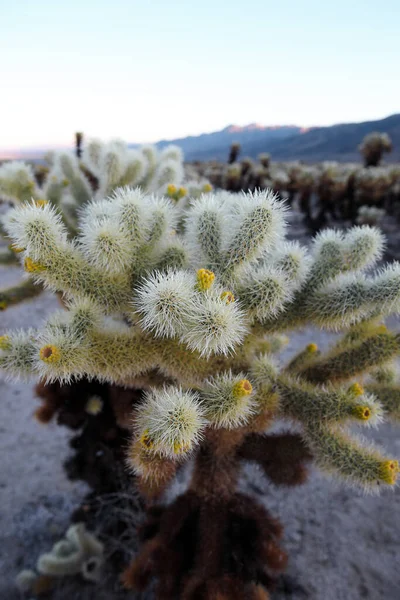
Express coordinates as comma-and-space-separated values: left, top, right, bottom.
276, 377, 383, 426
183, 194, 225, 272
260, 227, 386, 333
298, 331, 400, 384
365, 383, 400, 421
235, 266, 294, 322
0, 330, 37, 379
58, 153, 92, 206
118, 150, 146, 187
0, 160, 39, 202
303, 422, 399, 490
284, 342, 320, 373
152, 240, 188, 272
308, 264, 400, 329
3, 202, 133, 310
0, 278, 42, 309
237, 432, 312, 486
220, 190, 286, 282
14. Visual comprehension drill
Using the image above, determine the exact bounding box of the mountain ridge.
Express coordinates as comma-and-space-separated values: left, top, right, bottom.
1, 114, 399, 163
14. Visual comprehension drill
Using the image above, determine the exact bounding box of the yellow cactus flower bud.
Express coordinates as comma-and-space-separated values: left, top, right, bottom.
173, 441, 190, 455
85, 395, 103, 416
39, 345, 61, 364
375, 324, 388, 334
62, 178, 69, 187
0, 301, 7, 311
34, 199, 48, 208
196, 268, 215, 291
348, 382, 364, 397
177, 187, 187, 199
202, 183, 213, 193
307, 343, 318, 353
140, 429, 154, 450
351, 405, 371, 421
0, 335, 11, 350
379, 460, 399, 485
9, 244, 25, 254
24, 257, 45, 273
167, 184, 177, 197
221, 291, 235, 304
232, 379, 253, 398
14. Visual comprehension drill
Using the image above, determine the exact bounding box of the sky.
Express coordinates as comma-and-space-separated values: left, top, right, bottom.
1, 0, 399, 150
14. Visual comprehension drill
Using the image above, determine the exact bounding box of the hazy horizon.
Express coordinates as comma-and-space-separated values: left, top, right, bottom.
2, 0, 399, 151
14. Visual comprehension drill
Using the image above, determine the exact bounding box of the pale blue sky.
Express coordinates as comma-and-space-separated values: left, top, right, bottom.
1, 0, 399, 149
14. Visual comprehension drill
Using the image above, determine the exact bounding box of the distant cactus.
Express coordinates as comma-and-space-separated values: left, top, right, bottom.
2, 188, 400, 598
359, 132, 392, 167
228, 141, 241, 164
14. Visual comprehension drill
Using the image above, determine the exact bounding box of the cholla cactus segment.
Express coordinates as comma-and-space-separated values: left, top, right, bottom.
133, 270, 197, 338
37, 523, 104, 582
202, 372, 256, 428
135, 387, 206, 458
304, 423, 397, 491
222, 189, 286, 279
0, 161, 38, 202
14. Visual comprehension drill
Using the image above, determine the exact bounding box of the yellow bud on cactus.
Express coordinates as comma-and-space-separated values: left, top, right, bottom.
351, 405, 371, 421
62, 179, 69, 187
173, 441, 190, 455
348, 382, 364, 397
202, 183, 213, 193
196, 268, 215, 291
167, 184, 177, 197
140, 429, 154, 450
24, 257, 45, 273
221, 291, 235, 304
0, 301, 7, 311
34, 199, 48, 208
9, 244, 25, 254
85, 395, 103, 416
379, 460, 399, 485
0, 335, 11, 350
375, 324, 388, 334
39, 345, 61, 364
307, 343, 318, 353
177, 187, 187, 199
232, 379, 253, 398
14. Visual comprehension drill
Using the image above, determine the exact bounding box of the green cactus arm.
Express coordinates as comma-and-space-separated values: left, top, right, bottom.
0, 279, 43, 309
303, 422, 398, 490
298, 332, 400, 384
276, 377, 383, 426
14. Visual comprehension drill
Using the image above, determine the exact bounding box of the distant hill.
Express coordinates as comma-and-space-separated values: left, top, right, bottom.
148, 124, 303, 161
150, 114, 400, 163
2, 114, 399, 164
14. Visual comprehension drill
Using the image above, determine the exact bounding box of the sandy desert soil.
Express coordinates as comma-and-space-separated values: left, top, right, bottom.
1, 222, 400, 599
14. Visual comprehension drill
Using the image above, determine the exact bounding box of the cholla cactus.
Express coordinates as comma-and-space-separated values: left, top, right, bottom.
16, 523, 104, 595
0, 137, 212, 310
359, 132, 392, 167
357, 205, 386, 226
228, 141, 241, 164
2, 188, 400, 598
